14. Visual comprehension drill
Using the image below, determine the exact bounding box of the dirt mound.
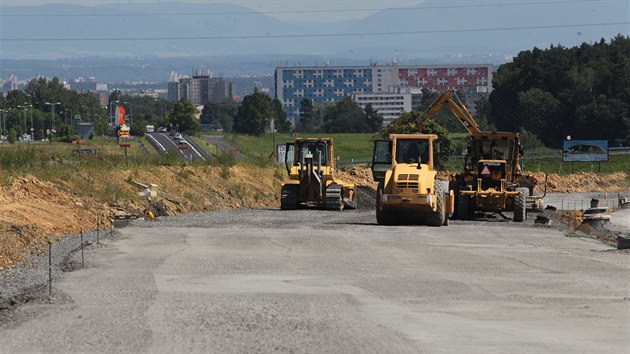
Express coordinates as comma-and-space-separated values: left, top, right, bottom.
337, 166, 378, 189
535, 172, 629, 193
0, 165, 283, 270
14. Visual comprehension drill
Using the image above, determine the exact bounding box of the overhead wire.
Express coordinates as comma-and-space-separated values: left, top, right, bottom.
1, 21, 627, 42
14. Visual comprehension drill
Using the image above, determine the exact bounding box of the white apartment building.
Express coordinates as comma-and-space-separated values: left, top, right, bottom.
352, 91, 413, 126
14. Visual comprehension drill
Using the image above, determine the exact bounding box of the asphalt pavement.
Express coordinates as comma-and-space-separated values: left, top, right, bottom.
0, 209, 628, 353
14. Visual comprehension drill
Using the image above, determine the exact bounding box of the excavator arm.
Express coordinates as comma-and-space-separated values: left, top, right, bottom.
417, 89, 482, 134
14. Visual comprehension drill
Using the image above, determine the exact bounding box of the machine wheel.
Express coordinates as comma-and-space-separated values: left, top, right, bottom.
456, 194, 471, 220
427, 181, 445, 227
513, 188, 527, 222
375, 181, 396, 225
280, 184, 298, 210
325, 184, 343, 211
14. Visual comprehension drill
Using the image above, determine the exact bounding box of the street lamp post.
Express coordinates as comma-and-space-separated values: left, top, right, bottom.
110, 100, 120, 128
18, 104, 31, 140
29, 104, 34, 141
45, 102, 61, 139
0, 108, 6, 138
21, 103, 34, 141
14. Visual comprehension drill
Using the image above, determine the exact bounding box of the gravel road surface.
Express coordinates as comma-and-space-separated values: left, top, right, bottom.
0, 209, 628, 353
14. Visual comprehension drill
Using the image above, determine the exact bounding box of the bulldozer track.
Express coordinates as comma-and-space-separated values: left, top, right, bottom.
280, 185, 298, 210
325, 184, 343, 210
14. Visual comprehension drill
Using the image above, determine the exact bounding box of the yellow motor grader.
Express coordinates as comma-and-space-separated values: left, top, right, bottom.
417, 89, 545, 221
281, 137, 356, 210
371, 133, 454, 226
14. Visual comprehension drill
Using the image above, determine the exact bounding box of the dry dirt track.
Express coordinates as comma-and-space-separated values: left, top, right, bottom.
0, 209, 628, 353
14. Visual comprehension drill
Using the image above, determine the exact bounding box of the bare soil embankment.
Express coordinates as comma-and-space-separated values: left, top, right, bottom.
0, 166, 628, 269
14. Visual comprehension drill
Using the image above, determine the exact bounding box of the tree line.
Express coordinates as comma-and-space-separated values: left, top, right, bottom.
484, 35, 630, 147
201, 92, 383, 136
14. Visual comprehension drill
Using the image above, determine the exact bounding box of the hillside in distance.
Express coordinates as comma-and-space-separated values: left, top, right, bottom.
1, 1, 626, 61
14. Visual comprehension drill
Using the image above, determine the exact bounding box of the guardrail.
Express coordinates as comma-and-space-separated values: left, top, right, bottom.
184, 136, 211, 159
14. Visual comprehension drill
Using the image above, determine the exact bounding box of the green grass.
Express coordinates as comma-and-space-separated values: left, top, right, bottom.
227, 133, 377, 163
0, 136, 208, 184
522, 153, 630, 175
226, 132, 630, 174
3, 134, 626, 185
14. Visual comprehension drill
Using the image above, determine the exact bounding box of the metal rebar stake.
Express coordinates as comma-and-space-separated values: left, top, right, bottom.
48, 241, 52, 301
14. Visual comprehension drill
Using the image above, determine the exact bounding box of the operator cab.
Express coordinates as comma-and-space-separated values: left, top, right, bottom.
371, 134, 437, 181
395, 139, 429, 164
285, 138, 331, 174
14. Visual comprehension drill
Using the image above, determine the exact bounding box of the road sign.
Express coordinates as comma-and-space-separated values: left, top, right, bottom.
119, 144, 131, 148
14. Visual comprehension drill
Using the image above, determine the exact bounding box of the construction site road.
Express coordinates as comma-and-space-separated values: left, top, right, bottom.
0, 209, 628, 353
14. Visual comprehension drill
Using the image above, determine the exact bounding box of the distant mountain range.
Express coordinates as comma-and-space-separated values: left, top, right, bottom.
0, 1, 627, 81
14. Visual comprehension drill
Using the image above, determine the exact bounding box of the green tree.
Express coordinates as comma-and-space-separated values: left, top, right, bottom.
234, 90, 274, 136
7, 129, 16, 144
272, 98, 292, 133
169, 99, 199, 134
201, 98, 237, 132
297, 98, 317, 133
363, 103, 384, 132
472, 96, 496, 131
322, 97, 368, 133
489, 35, 630, 146
517, 88, 561, 139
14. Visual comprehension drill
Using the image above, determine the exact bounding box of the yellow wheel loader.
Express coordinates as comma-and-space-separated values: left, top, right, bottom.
371, 134, 454, 226
281, 137, 356, 210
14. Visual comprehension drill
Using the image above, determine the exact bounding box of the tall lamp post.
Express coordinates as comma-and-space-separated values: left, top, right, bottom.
45, 102, 61, 139
0, 108, 6, 139
21, 103, 34, 141
17, 104, 31, 140
110, 100, 120, 128
29, 103, 34, 141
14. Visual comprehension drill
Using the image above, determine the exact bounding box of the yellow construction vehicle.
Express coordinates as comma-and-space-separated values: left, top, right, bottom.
371, 133, 454, 226
281, 137, 356, 210
417, 89, 544, 221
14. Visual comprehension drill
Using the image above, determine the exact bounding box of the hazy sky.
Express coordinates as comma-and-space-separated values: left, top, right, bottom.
2, 0, 422, 22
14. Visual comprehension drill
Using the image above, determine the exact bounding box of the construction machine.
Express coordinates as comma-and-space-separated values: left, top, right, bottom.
371, 133, 454, 226
281, 137, 356, 210
417, 89, 545, 221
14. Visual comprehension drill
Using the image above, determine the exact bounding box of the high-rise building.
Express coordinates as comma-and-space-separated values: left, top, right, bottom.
167, 72, 233, 105
1, 74, 18, 92
275, 63, 493, 126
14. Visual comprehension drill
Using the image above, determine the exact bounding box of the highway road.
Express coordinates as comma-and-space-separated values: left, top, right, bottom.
0, 210, 627, 353
146, 132, 208, 161
202, 135, 246, 160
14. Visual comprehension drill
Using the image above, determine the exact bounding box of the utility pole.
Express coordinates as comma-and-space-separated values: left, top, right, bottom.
0, 109, 6, 138
45, 102, 61, 140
